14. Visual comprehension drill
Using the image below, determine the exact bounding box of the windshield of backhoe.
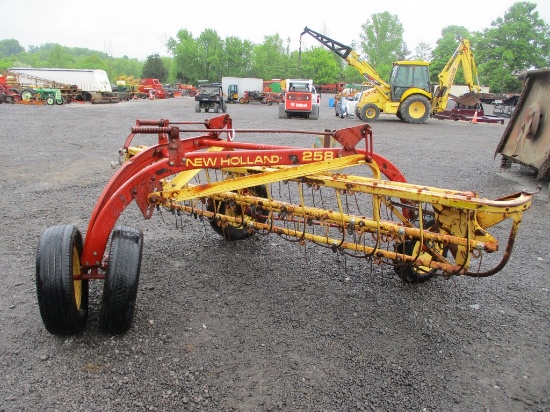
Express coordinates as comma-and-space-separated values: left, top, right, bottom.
389, 64, 430, 101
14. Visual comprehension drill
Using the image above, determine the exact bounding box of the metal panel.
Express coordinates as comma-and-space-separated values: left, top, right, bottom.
495, 69, 550, 179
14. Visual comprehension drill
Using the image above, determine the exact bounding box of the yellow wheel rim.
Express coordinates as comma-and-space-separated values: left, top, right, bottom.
366, 108, 376, 119
409, 101, 427, 119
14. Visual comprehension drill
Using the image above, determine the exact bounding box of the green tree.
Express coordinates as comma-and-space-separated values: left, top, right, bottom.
475, 1, 550, 93
0, 39, 25, 57
251, 34, 288, 81
196, 29, 224, 82
141, 53, 168, 81
359, 12, 409, 81
168, 29, 201, 84
47, 44, 68, 67
298, 47, 340, 84
430, 26, 473, 84
412, 42, 432, 61
221, 36, 254, 77
110, 56, 143, 79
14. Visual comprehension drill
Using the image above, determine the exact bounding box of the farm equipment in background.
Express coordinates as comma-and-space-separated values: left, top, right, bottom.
0, 75, 21, 103
432, 100, 504, 124
35, 114, 534, 336
238, 90, 284, 105
493, 95, 520, 118
19, 87, 63, 105
138, 78, 166, 99
6, 68, 112, 103
496, 69, 550, 187
177, 84, 197, 96
317, 82, 346, 94
240, 90, 266, 104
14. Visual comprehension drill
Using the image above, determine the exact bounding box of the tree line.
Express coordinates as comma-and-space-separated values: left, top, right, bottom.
1, 2, 548, 94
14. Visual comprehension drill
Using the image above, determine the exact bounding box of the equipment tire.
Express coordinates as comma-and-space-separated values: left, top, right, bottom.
278, 103, 287, 119
207, 185, 268, 241
20, 88, 34, 101
36, 224, 89, 335
195, 103, 201, 113
400, 95, 431, 124
310, 105, 320, 120
394, 240, 434, 284
222, 103, 227, 113
99, 225, 143, 335
213, 103, 220, 113
396, 109, 403, 120
46, 96, 55, 105
394, 216, 438, 283
360, 104, 380, 121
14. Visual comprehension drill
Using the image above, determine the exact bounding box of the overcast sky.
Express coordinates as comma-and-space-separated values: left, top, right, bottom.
2, 0, 549, 60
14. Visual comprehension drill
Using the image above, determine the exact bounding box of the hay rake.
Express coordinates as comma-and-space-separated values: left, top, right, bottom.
35, 114, 534, 335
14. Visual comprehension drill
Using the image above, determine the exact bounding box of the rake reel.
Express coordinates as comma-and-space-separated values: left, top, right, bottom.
35, 114, 533, 335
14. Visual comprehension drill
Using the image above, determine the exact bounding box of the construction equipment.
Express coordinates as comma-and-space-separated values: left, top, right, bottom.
279, 79, 320, 120
226, 84, 239, 103
35, 114, 534, 336
300, 27, 481, 124
495, 69, 550, 184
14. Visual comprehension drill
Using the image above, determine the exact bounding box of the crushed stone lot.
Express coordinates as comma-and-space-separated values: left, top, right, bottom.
0, 97, 549, 412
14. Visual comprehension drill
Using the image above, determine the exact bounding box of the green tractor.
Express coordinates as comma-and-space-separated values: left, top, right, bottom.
20, 87, 63, 105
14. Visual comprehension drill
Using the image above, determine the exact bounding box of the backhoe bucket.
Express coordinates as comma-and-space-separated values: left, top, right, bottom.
495, 69, 550, 180
451, 91, 481, 106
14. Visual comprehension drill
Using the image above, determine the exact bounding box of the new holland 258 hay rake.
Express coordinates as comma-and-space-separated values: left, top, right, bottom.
35, 114, 534, 336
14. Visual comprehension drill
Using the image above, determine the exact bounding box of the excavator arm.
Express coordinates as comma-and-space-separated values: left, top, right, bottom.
300, 27, 390, 95
432, 38, 482, 112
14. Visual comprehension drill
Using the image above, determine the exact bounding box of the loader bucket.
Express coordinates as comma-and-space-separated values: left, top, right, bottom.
495, 69, 550, 180
451, 91, 481, 106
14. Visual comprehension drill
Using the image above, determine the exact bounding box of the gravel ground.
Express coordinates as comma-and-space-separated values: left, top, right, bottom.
0, 97, 548, 412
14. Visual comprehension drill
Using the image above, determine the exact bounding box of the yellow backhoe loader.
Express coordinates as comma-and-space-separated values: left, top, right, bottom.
300, 27, 481, 124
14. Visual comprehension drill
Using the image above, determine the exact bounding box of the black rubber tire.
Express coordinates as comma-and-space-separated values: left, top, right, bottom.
195, 103, 201, 113
207, 186, 268, 241
400, 95, 431, 124
36, 224, 89, 335
394, 215, 437, 283
99, 225, 143, 335
309, 105, 320, 120
360, 104, 380, 121
278, 103, 286, 119
394, 240, 434, 284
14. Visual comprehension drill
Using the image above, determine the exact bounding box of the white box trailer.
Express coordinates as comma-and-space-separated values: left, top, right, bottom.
9, 68, 112, 92
222, 77, 263, 102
